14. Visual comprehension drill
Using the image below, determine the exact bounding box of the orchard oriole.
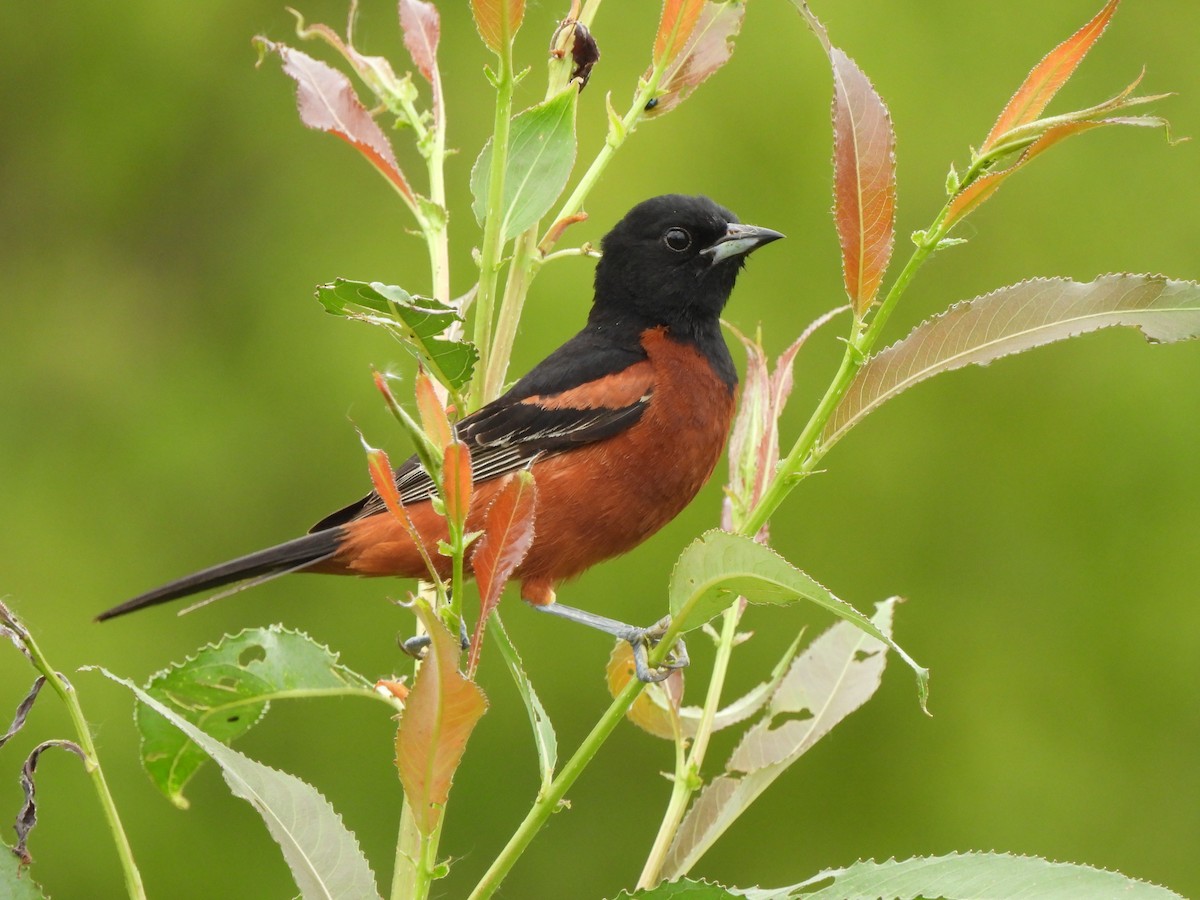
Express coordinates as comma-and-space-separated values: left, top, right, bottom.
98, 195, 783, 680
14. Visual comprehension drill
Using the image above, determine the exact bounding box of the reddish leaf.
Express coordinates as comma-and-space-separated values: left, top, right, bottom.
398, 0, 440, 84
982, 0, 1119, 153
469, 471, 537, 674
442, 442, 472, 529
256, 39, 416, 204
654, 0, 706, 67
415, 369, 453, 451
471, 0, 525, 53
366, 446, 404, 517
375, 679, 410, 702
395, 604, 488, 835
646, 0, 745, 117
796, 3, 896, 314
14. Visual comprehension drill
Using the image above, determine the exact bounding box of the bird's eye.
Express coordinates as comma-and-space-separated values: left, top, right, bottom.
663, 227, 692, 252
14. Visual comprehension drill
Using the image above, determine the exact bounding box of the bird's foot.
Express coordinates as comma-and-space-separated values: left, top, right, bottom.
533, 604, 688, 684
398, 616, 470, 659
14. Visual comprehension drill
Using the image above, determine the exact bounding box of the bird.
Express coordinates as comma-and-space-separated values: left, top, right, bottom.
98, 195, 783, 680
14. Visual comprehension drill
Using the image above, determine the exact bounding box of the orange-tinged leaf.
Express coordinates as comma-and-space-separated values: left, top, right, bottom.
366, 446, 403, 516
654, 0, 706, 67
395, 605, 487, 835
795, 3, 896, 314
415, 369, 453, 450
255, 39, 415, 204
605, 641, 683, 740
442, 442, 472, 529
469, 471, 537, 674
981, 0, 1119, 152
830, 47, 896, 314
471, 0, 524, 53
375, 679, 410, 702
646, 0, 745, 117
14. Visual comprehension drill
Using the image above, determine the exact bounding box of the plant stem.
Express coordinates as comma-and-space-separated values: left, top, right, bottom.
427, 59, 450, 306
637, 602, 742, 888
469, 41, 517, 408
20, 629, 145, 899
391, 800, 422, 900
482, 229, 538, 401
468, 676, 645, 900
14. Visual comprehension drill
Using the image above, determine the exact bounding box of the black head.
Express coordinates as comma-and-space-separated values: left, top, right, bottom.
592, 195, 783, 333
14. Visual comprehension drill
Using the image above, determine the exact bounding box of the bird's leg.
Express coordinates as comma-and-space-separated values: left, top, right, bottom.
399, 592, 470, 658
532, 602, 688, 684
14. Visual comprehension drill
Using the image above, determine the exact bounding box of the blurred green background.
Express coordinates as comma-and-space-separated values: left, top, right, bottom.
2, 0, 1198, 897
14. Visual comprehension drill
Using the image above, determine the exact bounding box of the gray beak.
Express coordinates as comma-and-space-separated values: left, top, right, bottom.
701, 223, 785, 265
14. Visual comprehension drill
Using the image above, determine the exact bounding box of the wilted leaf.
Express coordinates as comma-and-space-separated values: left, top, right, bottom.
14, 740, 88, 867
654, 0, 706, 67
135, 627, 376, 807
795, 2, 895, 314
469, 471, 537, 674
471, 0, 524, 53
661, 600, 898, 880
471, 87, 579, 241
254, 39, 415, 204
795, 852, 1184, 900
982, 0, 1120, 153
102, 669, 382, 900
668, 533, 927, 706
317, 279, 478, 393
399, 0, 440, 86
396, 605, 488, 835
646, 1, 745, 117
606, 640, 684, 740
0, 678, 45, 750
824, 275, 1200, 447
490, 615, 556, 790
569, 23, 601, 88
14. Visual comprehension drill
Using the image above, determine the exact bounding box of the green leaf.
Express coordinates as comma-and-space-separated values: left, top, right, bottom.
135, 626, 377, 808
99, 668, 382, 900
490, 615, 557, 792
824, 275, 1200, 448
793, 852, 1185, 900
471, 87, 579, 241
617, 854, 1184, 898
1, 843, 47, 899
661, 600, 897, 879
316, 279, 478, 394
668, 531, 927, 706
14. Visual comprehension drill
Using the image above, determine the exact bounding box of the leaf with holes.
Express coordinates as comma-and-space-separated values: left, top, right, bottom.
824, 275, 1200, 448
317, 279, 478, 394
661, 600, 898, 880
982, 0, 1119, 153
254, 39, 415, 205
135, 627, 377, 808
668, 532, 926, 708
103, 669, 382, 900
471, 86, 579, 241
396, 604, 488, 835
794, 1, 895, 314
646, 0, 745, 117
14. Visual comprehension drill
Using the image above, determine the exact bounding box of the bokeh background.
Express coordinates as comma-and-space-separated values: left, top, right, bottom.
2, 0, 1198, 897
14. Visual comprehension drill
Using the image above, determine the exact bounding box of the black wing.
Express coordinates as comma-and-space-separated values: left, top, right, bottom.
310, 324, 652, 532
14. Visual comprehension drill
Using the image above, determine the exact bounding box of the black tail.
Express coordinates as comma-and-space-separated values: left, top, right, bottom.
97, 529, 343, 622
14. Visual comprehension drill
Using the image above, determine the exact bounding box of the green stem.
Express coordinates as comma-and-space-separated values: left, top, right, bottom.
20, 630, 145, 899
482, 230, 538, 402
427, 63, 450, 306
470, 42, 517, 408
391, 801, 422, 900
637, 603, 741, 888
468, 677, 645, 900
